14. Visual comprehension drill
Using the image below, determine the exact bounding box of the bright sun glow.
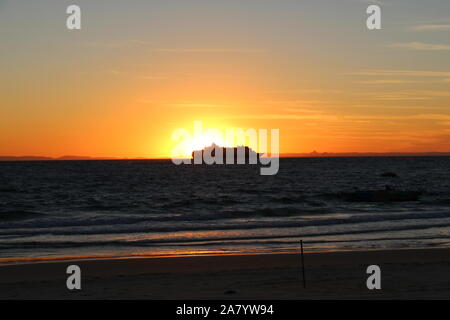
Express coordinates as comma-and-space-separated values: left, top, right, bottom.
190, 134, 227, 151
171, 122, 239, 158
177, 132, 228, 158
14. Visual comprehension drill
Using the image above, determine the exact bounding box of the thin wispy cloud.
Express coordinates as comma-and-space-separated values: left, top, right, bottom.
349, 104, 448, 111
81, 42, 264, 54
372, 90, 450, 101
81, 40, 153, 48
259, 99, 324, 106
170, 103, 233, 108
137, 75, 169, 80
351, 70, 450, 77
149, 48, 265, 54
412, 24, 450, 31
409, 114, 450, 121
224, 114, 337, 121
224, 113, 450, 122
374, 95, 431, 101
357, 114, 450, 121
267, 89, 342, 95
360, 79, 422, 84
388, 42, 450, 51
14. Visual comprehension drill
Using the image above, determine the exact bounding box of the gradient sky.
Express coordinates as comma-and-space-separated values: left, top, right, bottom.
1, 0, 450, 158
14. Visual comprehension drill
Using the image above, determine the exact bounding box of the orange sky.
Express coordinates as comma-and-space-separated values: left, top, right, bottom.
1, 1, 450, 158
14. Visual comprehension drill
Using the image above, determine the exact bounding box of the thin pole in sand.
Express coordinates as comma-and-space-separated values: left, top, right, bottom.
300, 240, 306, 288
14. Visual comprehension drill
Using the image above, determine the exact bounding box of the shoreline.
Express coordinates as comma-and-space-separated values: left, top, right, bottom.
1, 247, 449, 299
1, 245, 447, 267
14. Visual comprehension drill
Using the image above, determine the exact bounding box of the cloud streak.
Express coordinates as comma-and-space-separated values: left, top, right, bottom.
222, 113, 450, 122
412, 24, 450, 31
388, 42, 450, 51
360, 79, 422, 84
351, 69, 450, 77
149, 48, 265, 54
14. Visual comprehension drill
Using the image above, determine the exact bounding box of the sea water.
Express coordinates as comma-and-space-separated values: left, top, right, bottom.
0, 157, 449, 262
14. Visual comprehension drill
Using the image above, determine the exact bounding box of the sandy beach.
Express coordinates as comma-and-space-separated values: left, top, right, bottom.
0, 248, 449, 299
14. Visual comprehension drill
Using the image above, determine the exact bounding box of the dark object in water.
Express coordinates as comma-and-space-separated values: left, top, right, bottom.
340, 190, 422, 202
192, 144, 263, 164
381, 172, 398, 178
224, 290, 237, 295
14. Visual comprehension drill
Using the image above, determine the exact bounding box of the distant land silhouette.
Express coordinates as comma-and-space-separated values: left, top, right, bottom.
0, 155, 116, 161
281, 151, 450, 158
1, 151, 450, 161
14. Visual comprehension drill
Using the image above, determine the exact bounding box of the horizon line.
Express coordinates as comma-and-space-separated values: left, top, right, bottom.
2, 151, 450, 162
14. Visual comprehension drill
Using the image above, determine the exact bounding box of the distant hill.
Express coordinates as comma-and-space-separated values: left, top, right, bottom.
280, 151, 450, 158
56, 155, 115, 160
0, 155, 116, 161
0, 156, 54, 161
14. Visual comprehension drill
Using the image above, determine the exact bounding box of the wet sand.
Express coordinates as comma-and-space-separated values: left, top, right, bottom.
0, 248, 449, 299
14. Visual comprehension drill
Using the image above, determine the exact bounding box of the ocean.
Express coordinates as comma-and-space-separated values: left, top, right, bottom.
1, 157, 450, 263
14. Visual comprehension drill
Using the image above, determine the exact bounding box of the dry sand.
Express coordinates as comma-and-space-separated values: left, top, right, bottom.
0, 248, 449, 299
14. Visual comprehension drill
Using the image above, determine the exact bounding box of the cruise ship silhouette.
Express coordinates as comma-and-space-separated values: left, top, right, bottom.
191, 144, 263, 164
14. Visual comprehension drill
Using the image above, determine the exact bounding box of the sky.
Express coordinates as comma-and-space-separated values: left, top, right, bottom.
1, 0, 450, 158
